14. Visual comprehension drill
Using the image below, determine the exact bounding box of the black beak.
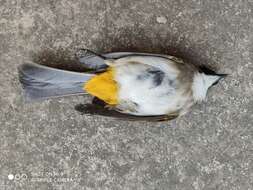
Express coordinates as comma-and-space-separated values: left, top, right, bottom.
217, 73, 228, 78
212, 74, 228, 86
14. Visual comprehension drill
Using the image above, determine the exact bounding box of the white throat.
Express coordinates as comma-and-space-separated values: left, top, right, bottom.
192, 73, 221, 101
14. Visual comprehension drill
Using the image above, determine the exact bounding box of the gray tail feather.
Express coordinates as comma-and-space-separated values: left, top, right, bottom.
18, 62, 95, 101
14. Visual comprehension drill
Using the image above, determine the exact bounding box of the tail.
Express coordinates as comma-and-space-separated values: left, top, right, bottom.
18, 62, 95, 101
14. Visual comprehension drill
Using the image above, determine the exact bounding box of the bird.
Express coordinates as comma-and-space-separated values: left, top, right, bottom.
18, 49, 227, 121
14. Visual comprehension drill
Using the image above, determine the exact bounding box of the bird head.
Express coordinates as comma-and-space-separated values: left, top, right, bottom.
192, 66, 227, 102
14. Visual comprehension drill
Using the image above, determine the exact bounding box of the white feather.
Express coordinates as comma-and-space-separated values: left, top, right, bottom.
192, 73, 220, 101
113, 56, 190, 116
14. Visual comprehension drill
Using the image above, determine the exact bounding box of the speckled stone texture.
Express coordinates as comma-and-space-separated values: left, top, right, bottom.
0, 0, 252, 189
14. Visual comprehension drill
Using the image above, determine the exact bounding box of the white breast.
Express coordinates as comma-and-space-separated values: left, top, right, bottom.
113, 56, 190, 116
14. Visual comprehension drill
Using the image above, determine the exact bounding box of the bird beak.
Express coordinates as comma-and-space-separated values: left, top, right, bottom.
217, 74, 228, 79
212, 74, 228, 86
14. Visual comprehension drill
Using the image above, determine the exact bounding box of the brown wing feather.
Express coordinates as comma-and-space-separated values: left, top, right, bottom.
75, 98, 178, 122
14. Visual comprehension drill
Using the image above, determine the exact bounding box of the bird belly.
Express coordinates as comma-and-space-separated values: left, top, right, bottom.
84, 63, 190, 116
114, 64, 186, 116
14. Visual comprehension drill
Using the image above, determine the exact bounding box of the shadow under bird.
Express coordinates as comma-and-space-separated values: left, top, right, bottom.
18, 49, 227, 121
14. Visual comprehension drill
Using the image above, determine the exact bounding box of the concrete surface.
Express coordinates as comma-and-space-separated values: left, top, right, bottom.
0, 0, 253, 189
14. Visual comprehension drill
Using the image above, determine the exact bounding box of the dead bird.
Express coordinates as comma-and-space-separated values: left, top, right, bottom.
18, 49, 227, 121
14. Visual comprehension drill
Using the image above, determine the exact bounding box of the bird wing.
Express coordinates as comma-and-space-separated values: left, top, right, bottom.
76, 49, 184, 72
75, 98, 179, 122
107, 55, 181, 76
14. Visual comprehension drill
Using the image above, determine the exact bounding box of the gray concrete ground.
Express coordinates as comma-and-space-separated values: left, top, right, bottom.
0, 0, 253, 189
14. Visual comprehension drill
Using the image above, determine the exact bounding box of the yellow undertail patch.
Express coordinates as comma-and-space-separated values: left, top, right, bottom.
84, 68, 118, 105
